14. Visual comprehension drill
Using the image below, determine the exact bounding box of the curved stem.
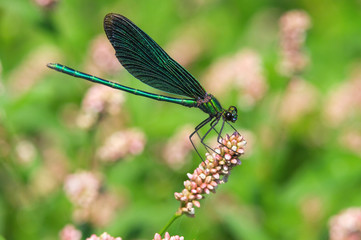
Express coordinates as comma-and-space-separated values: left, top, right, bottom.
159, 210, 183, 236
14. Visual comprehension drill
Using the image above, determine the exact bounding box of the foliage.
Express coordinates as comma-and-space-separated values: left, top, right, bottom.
1, 0, 361, 239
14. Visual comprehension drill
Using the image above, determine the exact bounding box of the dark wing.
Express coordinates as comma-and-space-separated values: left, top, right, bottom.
103, 13, 207, 99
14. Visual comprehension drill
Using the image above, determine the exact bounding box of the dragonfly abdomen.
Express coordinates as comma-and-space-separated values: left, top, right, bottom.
47, 63, 198, 108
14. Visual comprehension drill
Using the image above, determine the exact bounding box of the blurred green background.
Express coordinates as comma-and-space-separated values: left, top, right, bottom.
1, 0, 361, 239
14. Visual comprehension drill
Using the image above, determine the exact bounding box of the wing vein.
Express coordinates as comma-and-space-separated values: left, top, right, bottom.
103, 13, 207, 99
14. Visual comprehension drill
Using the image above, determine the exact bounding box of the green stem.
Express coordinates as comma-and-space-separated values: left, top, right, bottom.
159, 210, 183, 236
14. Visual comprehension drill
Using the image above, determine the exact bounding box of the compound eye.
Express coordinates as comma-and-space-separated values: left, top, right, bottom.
225, 112, 232, 121
224, 106, 238, 122
231, 114, 238, 122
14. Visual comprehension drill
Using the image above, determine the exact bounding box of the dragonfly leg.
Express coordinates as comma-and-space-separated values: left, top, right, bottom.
202, 118, 241, 157
203, 117, 225, 145
195, 117, 222, 156
215, 118, 226, 144
193, 117, 225, 157
190, 117, 240, 161
189, 116, 213, 161
222, 120, 242, 156
194, 117, 219, 152
226, 120, 240, 135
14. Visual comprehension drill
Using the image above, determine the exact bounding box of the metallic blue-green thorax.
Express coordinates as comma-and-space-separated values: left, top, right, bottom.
198, 94, 224, 117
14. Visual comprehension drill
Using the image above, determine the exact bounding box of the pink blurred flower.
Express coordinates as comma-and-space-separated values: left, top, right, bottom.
85, 35, 122, 75
77, 85, 125, 129
324, 69, 361, 126
166, 32, 203, 67
299, 195, 323, 224
233, 50, 268, 108
236, 129, 254, 155
64, 171, 101, 207
339, 130, 361, 156
31, 167, 62, 197
153, 232, 184, 240
59, 224, 82, 240
32, 0, 58, 9
72, 191, 123, 225
88, 192, 121, 227
329, 207, 361, 240
9, 46, 61, 96
278, 77, 318, 124
97, 128, 146, 162
15, 139, 36, 165
86, 232, 122, 240
30, 148, 69, 196
174, 132, 246, 216
179, 0, 215, 9
278, 10, 311, 76
162, 125, 194, 169
82, 85, 124, 114
203, 55, 236, 94
203, 49, 267, 108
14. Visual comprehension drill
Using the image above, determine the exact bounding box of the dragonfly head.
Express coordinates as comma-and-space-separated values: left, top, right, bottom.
224, 106, 238, 123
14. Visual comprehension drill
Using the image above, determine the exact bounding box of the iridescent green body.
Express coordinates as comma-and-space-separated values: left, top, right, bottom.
47, 63, 225, 118
47, 13, 238, 158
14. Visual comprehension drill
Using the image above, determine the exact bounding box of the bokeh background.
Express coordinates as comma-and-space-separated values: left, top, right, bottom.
1, 0, 361, 239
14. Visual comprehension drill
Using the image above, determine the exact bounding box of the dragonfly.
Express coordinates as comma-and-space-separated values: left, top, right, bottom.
47, 13, 239, 159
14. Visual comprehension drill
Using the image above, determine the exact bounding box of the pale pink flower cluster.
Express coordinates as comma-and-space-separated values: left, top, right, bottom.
72, 192, 121, 226
299, 196, 323, 224
203, 55, 235, 93
64, 171, 101, 207
97, 128, 146, 162
203, 49, 267, 108
86, 35, 122, 75
278, 10, 311, 76
77, 85, 125, 129
59, 224, 82, 240
166, 33, 203, 67
30, 148, 68, 196
177, 0, 214, 10
339, 130, 361, 156
64, 231, 183, 240
174, 132, 246, 216
278, 77, 318, 124
33, 0, 58, 9
9, 46, 60, 96
324, 69, 361, 126
162, 125, 194, 169
233, 50, 268, 108
15, 139, 36, 165
329, 207, 361, 240
64, 171, 121, 225
84, 192, 121, 227
86, 232, 122, 240
153, 232, 184, 240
